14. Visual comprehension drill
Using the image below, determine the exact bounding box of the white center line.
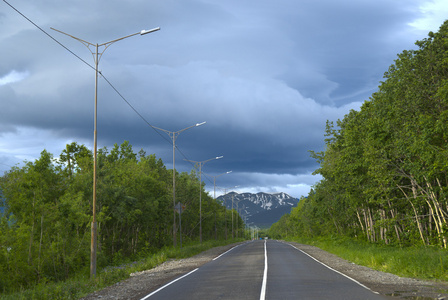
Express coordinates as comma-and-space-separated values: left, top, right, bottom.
260, 240, 268, 300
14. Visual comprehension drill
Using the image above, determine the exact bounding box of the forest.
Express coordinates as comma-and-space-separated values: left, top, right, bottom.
0, 141, 243, 294
270, 20, 448, 248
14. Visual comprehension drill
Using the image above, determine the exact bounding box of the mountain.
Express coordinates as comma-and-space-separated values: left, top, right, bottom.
217, 192, 298, 228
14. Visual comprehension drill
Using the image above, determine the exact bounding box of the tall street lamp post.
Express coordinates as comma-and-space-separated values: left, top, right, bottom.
221, 185, 238, 239
52, 26, 160, 278
223, 186, 239, 238
152, 122, 206, 247
185, 156, 223, 243
204, 171, 232, 200
204, 171, 232, 239
231, 197, 244, 238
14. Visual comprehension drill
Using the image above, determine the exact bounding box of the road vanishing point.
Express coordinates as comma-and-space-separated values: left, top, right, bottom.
136, 239, 389, 300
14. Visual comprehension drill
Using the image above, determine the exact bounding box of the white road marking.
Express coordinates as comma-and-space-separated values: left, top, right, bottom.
285, 242, 379, 294
140, 242, 248, 299
139, 268, 198, 300
260, 240, 268, 300
213, 243, 243, 260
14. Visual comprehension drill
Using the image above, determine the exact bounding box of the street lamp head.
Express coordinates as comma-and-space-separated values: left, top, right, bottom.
196, 121, 206, 127
140, 27, 160, 35
216, 156, 223, 160
227, 171, 232, 174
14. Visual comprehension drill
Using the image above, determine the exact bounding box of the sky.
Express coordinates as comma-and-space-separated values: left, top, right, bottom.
1, 0, 447, 199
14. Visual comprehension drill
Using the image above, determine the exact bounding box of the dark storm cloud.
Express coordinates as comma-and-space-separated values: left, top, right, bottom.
1, 0, 445, 197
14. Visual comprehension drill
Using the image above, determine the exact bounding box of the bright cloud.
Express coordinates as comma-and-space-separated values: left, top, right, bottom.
409, 0, 448, 32
0, 70, 29, 86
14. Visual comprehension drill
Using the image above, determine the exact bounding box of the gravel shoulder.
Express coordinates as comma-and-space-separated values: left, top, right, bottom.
288, 241, 448, 299
81, 241, 448, 300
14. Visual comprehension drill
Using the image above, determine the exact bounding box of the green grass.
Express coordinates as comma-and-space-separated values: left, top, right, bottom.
292, 236, 448, 281
1, 238, 245, 300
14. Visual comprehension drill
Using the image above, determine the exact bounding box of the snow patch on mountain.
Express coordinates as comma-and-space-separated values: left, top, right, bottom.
217, 192, 299, 228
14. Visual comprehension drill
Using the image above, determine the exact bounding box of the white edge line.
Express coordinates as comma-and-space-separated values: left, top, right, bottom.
213, 243, 243, 260
141, 241, 250, 299
285, 242, 379, 295
259, 240, 268, 300
140, 268, 199, 300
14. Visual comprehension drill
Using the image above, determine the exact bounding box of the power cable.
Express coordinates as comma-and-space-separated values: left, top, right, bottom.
3, 0, 168, 140
3, 0, 94, 72
99, 74, 171, 145
4, 0, 228, 191
3, 0, 203, 168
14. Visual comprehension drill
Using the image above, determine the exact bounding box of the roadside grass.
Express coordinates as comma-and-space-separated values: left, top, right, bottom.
292, 236, 448, 282
1, 238, 245, 300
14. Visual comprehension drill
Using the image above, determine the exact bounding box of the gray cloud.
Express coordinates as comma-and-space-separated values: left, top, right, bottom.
0, 0, 443, 197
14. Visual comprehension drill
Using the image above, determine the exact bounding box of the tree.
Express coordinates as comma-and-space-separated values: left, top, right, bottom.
272, 20, 448, 247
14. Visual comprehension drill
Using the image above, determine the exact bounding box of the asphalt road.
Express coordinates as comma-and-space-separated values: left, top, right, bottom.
139, 240, 389, 300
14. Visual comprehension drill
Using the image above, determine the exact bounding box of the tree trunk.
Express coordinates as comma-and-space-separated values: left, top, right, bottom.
424, 178, 446, 248
397, 184, 426, 246
356, 209, 365, 234
387, 198, 401, 243
38, 214, 44, 279
368, 208, 376, 242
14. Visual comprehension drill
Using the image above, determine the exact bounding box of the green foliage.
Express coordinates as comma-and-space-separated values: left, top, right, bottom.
0, 141, 240, 297
293, 236, 448, 281
271, 20, 448, 252
1, 240, 243, 299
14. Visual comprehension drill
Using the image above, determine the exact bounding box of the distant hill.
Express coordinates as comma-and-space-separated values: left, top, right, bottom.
217, 192, 298, 228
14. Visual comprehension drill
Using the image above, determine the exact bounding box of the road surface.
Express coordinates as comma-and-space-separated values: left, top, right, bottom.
139, 240, 389, 300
